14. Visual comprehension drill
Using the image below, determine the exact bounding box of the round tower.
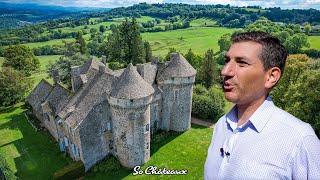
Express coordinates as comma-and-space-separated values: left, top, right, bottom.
157, 53, 196, 132
108, 64, 154, 168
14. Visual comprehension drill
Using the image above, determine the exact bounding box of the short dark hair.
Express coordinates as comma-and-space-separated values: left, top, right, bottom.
231, 31, 288, 74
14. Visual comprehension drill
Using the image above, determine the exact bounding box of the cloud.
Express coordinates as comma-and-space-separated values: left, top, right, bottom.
0, 0, 319, 9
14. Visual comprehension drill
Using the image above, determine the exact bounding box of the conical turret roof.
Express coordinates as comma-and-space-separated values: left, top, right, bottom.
157, 53, 196, 81
111, 64, 154, 99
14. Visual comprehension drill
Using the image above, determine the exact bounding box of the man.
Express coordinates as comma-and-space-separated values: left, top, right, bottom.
204, 31, 320, 179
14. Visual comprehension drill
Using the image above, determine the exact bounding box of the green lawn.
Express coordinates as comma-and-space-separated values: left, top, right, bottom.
309, 35, 320, 50
29, 55, 61, 87
85, 124, 212, 179
142, 27, 237, 56
0, 103, 72, 179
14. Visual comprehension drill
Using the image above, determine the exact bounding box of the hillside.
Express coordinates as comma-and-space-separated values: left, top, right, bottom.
0, 2, 111, 29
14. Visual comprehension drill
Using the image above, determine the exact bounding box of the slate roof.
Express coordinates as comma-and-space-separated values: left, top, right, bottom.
157, 53, 196, 81
80, 57, 104, 74
27, 79, 54, 113
45, 83, 72, 115
111, 64, 154, 100
136, 63, 158, 85
64, 72, 115, 128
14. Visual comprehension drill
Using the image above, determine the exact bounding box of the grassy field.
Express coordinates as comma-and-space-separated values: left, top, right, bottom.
309, 36, 320, 50
190, 18, 217, 27
21, 38, 74, 48
142, 27, 236, 56
29, 55, 61, 87
0, 103, 72, 179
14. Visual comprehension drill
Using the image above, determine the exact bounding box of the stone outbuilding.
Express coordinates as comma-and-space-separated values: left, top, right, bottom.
27, 53, 196, 171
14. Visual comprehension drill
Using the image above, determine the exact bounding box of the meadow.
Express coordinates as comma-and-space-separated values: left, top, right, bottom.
309, 35, 320, 50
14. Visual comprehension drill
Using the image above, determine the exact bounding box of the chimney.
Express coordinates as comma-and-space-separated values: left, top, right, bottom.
52, 68, 60, 84
151, 56, 159, 64
101, 55, 107, 65
99, 64, 105, 74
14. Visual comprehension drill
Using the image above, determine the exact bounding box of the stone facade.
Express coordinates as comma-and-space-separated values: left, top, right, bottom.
27, 53, 196, 171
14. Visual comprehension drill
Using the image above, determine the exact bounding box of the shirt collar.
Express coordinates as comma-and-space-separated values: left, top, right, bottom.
225, 96, 275, 133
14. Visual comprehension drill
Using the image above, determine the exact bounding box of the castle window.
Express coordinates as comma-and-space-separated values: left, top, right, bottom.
107, 122, 111, 131
64, 137, 69, 147
109, 140, 113, 150
174, 90, 178, 101
145, 123, 150, 133
130, 99, 133, 103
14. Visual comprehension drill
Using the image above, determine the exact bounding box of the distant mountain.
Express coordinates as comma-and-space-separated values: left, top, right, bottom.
0, 2, 111, 29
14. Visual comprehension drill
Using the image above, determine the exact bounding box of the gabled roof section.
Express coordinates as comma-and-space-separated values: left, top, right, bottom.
157, 53, 196, 81
64, 72, 115, 128
45, 83, 72, 115
80, 57, 104, 74
111, 63, 154, 100
27, 79, 54, 113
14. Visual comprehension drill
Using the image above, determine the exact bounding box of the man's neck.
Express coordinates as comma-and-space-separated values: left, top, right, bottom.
236, 96, 267, 127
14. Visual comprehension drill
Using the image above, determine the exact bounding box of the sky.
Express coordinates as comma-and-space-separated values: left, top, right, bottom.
1, 0, 320, 10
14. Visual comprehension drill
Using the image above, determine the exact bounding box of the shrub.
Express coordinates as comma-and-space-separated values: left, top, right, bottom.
206, 86, 226, 117
193, 84, 207, 95
192, 94, 224, 122
0, 153, 17, 180
53, 161, 85, 180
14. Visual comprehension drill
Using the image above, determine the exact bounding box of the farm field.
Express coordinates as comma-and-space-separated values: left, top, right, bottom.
143, 27, 236, 56
308, 35, 320, 50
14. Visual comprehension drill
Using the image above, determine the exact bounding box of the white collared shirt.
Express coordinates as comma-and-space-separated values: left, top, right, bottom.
204, 97, 320, 180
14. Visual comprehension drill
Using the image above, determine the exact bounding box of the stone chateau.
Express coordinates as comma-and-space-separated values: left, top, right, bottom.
27, 53, 196, 171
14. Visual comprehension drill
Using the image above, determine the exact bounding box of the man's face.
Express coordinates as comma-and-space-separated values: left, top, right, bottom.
221, 41, 268, 105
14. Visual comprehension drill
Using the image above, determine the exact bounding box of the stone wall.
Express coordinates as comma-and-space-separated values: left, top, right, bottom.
79, 101, 110, 170
110, 104, 150, 168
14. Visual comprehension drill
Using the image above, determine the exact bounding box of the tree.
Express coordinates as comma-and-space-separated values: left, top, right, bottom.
0, 67, 32, 106
144, 41, 152, 62
198, 49, 218, 88
104, 18, 148, 65
184, 48, 203, 70
75, 31, 87, 55
271, 54, 320, 137
2, 45, 39, 76
47, 53, 88, 88
304, 23, 312, 35
218, 33, 231, 52
245, 18, 309, 53
99, 25, 106, 33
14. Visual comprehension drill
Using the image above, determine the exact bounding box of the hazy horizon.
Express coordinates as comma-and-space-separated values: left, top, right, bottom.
0, 0, 319, 10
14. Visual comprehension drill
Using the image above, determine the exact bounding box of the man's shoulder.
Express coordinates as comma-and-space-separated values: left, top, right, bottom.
271, 105, 315, 137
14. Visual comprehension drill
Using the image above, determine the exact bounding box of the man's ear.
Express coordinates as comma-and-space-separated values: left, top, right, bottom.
265, 67, 282, 89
